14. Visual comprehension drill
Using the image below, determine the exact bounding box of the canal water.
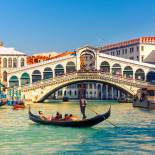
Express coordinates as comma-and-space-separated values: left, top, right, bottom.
0, 101, 155, 155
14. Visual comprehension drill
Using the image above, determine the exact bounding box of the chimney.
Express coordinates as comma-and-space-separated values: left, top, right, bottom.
0, 41, 3, 46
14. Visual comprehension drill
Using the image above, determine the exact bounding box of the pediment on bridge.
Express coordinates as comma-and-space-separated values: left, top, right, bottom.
76, 45, 98, 52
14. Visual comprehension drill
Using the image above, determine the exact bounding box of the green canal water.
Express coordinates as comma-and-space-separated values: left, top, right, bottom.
0, 101, 155, 155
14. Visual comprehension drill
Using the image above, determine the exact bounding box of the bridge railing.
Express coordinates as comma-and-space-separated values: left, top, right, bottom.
13, 70, 153, 93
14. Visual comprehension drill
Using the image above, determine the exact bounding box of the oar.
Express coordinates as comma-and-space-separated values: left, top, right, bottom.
87, 107, 118, 128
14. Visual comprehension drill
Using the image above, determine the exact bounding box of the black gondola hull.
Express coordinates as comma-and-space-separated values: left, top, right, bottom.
29, 106, 111, 128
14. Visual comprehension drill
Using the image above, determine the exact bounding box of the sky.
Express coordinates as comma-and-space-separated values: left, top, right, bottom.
0, 0, 155, 55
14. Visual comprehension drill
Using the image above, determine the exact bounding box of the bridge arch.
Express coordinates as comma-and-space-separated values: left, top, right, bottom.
112, 63, 122, 75
66, 61, 76, 73
9, 75, 19, 87
146, 71, 155, 84
123, 66, 133, 78
100, 61, 110, 73
21, 72, 30, 85
80, 50, 95, 70
43, 67, 53, 79
32, 70, 42, 83
135, 68, 145, 80
55, 64, 64, 76
37, 78, 135, 102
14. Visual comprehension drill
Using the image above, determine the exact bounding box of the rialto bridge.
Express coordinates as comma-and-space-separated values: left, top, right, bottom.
7, 46, 155, 102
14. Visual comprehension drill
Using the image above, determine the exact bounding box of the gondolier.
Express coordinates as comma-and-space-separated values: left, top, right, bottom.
80, 98, 87, 119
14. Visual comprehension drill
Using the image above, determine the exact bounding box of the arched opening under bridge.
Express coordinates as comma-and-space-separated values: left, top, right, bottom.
37, 79, 134, 102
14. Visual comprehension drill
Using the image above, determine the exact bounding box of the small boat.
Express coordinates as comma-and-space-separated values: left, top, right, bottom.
28, 105, 111, 127
133, 86, 155, 110
13, 104, 25, 110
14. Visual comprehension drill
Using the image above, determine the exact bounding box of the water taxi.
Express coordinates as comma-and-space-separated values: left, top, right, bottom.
133, 86, 155, 110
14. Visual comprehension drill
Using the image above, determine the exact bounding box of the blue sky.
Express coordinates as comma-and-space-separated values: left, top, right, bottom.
0, 0, 155, 55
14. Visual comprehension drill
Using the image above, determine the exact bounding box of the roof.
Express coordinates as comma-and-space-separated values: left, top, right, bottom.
100, 37, 155, 51
0, 46, 26, 56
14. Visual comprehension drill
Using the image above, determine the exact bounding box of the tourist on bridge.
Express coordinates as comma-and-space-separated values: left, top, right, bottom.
80, 97, 87, 119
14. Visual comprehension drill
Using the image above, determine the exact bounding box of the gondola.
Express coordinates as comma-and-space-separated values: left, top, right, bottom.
28, 105, 111, 128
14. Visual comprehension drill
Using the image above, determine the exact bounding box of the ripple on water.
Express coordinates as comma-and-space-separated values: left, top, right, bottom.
0, 102, 155, 155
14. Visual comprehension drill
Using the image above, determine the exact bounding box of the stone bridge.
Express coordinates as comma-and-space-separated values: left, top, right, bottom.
14, 71, 152, 102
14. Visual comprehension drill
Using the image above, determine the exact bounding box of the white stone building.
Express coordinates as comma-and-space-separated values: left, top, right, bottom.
100, 37, 155, 64
0, 43, 27, 84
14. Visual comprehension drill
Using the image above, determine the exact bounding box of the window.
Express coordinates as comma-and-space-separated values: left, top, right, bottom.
137, 46, 139, 52
3, 58, 7, 68
125, 49, 127, 54
8, 58, 12, 68
141, 55, 144, 62
13, 58, 17, 68
21, 58, 25, 67
141, 46, 144, 51
89, 84, 92, 89
129, 57, 134, 60
137, 56, 139, 61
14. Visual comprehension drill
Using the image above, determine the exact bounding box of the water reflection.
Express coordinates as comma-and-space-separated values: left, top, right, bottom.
0, 102, 155, 155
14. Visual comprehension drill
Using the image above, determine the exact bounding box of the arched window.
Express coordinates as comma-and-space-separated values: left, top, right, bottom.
21, 58, 25, 67
100, 61, 110, 72
13, 58, 18, 68
55, 64, 64, 77
3, 58, 7, 68
3, 71, 7, 82
135, 69, 145, 80
8, 58, 12, 68
146, 71, 155, 84
123, 66, 133, 78
32, 70, 42, 83
20, 73, 30, 85
9, 76, 19, 87
112, 63, 122, 75
43, 67, 53, 79
66, 61, 76, 73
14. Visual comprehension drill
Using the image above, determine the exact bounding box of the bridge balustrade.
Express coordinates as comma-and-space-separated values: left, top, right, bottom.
12, 71, 152, 94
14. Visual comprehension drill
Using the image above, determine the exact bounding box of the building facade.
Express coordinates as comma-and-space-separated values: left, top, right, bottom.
0, 43, 27, 84
100, 37, 155, 64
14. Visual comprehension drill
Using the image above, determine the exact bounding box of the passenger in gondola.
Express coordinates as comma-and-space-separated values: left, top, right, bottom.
68, 114, 79, 121
55, 112, 62, 120
64, 114, 69, 120
38, 111, 47, 120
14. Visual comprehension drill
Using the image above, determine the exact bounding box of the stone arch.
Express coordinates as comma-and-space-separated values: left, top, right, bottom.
3, 58, 7, 68
8, 57, 12, 68
43, 67, 53, 79
66, 61, 76, 73
112, 63, 122, 75
80, 50, 95, 71
123, 66, 133, 78
100, 61, 110, 72
55, 64, 64, 77
3, 71, 7, 82
37, 78, 135, 102
146, 71, 155, 84
13, 58, 18, 68
20, 58, 25, 67
135, 68, 145, 80
32, 70, 42, 83
20, 72, 30, 85
9, 76, 19, 87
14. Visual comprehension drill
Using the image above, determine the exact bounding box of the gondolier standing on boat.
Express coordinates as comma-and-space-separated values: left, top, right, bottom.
80, 97, 87, 119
